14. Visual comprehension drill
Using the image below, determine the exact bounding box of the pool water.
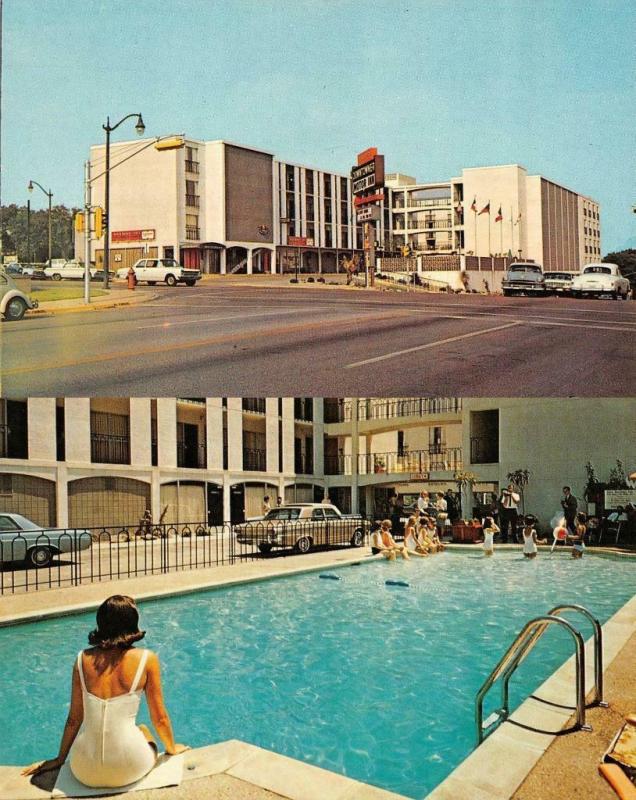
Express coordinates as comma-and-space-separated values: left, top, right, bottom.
1, 552, 634, 799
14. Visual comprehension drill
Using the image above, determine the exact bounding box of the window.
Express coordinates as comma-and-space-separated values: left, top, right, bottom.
470, 410, 499, 464
0, 515, 21, 532
305, 170, 314, 195
340, 177, 347, 199
397, 430, 405, 456
264, 508, 300, 521
285, 164, 295, 191
323, 174, 332, 197
306, 196, 315, 221
323, 508, 340, 519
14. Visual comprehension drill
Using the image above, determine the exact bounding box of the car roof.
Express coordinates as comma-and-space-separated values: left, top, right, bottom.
0, 513, 41, 530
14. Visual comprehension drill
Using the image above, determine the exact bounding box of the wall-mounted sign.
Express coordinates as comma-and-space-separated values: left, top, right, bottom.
112, 229, 156, 243
356, 205, 381, 222
604, 490, 636, 509
410, 473, 430, 481
351, 155, 385, 196
354, 192, 385, 207
288, 236, 315, 247
357, 147, 378, 166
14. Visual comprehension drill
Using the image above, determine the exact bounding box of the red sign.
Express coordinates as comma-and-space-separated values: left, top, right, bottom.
112, 229, 155, 243
354, 192, 385, 207
288, 236, 315, 247
357, 147, 378, 166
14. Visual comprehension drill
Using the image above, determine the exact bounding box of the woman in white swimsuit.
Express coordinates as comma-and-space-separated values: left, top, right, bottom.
482, 516, 499, 556
22, 595, 188, 786
522, 518, 545, 559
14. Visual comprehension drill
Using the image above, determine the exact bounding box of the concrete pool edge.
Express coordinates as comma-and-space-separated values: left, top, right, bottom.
424, 591, 636, 800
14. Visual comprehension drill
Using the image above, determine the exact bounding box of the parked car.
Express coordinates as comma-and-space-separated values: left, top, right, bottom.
501, 263, 546, 296
4, 263, 23, 277
22, 264, 48, 280
234, 503, 369, 554
570, 263, 630, 300
115, 258, 201, 287
0, 269, 38, 320
43, 260, 96, 281
544, 271, 576, 295
0, 513, 92, 567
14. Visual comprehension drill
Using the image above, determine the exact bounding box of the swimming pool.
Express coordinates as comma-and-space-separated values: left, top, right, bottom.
1, 551, 634, 799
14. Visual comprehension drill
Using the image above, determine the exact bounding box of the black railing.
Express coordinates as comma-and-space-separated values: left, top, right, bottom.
0, 516, 369, 595
185, 194, 200, 208
90, 434, 130, 465
294, 455, 314, 475
324, 454, 352, 475
324, 398, 462, 423
243, 448, 267, 471
185, 160, 199, 173
185, 226, 200, 241
177, 441, 207, 469
242, 398, 266, 414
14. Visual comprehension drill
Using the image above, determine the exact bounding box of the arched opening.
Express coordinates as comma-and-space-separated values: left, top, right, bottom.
226, 246, 249, 274
229, 481, 279, 524
68, 477, 151, 529
284, 483, 324, 504
160, 480, 206, 524
0, 473, 56, 527
251, 248, 273, 274
300, 250, 319, 273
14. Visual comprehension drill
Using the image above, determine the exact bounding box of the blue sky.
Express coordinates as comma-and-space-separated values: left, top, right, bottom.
3, 0, 635, 251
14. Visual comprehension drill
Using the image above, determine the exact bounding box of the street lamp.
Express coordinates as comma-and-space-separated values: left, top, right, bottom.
28, 180, 53, 265
102, 112, 145, 287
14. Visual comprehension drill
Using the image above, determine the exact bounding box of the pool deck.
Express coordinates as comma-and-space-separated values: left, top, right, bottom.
0, 545, 634, 800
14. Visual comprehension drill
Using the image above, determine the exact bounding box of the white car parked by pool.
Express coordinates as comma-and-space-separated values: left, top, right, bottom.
115, 258, 201, 287
0, 513, 92, 567
570, 263, 630, 300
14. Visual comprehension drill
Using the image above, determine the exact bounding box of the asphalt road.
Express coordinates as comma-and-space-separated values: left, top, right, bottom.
3, 283, 635, 396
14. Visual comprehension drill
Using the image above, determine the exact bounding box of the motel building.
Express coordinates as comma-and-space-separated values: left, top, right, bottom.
78, 138, 365, 275
1, 398, 633, 532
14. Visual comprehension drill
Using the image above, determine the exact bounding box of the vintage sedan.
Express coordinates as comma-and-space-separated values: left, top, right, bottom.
501, 263, 546, 296
0, 513, 92, 567
570, 263, 630, 300
234, 503, 369, 554
0, 270, 38, 321
115, 258, 201, 287
544, 271, 576, 295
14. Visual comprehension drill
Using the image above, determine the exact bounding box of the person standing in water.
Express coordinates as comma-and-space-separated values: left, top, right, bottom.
482, 516, 500, 557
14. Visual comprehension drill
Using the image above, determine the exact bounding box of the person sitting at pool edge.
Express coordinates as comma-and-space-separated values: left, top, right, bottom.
403, 515, 429, 557
374, 519, 409, 560
22, 595, 188, 787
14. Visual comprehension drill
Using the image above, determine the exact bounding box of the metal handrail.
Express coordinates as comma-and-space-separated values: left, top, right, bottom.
501, 604, 605, 715
475, 615, 589, 745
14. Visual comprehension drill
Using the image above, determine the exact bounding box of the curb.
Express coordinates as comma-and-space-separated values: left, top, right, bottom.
28, 291, 160, 316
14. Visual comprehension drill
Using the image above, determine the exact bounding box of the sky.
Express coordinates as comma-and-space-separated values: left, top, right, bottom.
2, 0, 635, 252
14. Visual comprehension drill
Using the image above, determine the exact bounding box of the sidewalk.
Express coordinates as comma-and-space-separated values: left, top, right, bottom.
29, 288, 159, 315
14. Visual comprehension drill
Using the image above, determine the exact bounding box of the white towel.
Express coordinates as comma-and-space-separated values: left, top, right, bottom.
51, 754, 183, 798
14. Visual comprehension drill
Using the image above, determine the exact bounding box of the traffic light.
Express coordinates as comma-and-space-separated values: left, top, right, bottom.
74, 212, 84, 233
94, 207, 104, 239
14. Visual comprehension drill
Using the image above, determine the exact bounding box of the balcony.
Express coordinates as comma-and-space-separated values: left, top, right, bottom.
91, 434, 130, 465
185, 226, 200, 241
324, 454, 352, 475
243, 448, 266, 471
405, 198, 451, 209
242, 398, 266, 414
294, 454, 314, 475
177, 441, 207, 469
325, 398, 462, 423
407, 219, 452, 230
185, 160, 200, 174
185, 194, 200, 208
358, 447, 463, 475
294, 398, 313, 422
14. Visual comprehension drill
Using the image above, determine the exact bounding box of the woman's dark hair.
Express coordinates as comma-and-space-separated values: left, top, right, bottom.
88, 595, 145, 649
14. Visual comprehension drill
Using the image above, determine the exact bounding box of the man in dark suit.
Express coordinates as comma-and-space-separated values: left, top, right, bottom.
561, 486, 578, 534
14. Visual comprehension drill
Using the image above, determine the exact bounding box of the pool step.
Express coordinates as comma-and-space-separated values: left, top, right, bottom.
482, 709, 506, 729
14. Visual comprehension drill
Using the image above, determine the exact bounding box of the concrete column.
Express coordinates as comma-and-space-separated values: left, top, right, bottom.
350, 401, 359, 513
312, 398, 324, 477
130, 398, 151, 467
222, 473, 232, 522
156, 398, 177, 469
246, 248, 253, 275
151, 470, 162, 523
270, 248, 276, 274
265, 398, 279, 473
226, 398, 243, 471
56, 464, 68, 528
365, 485, 375, 520
281, 398, 295, 474
206, 398, 224, 470
28, 398, 57, 461
65, 399, 91, 463
220, 249, 227, 275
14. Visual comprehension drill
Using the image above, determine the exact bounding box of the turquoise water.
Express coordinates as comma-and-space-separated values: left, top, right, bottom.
0, 552, 634, 799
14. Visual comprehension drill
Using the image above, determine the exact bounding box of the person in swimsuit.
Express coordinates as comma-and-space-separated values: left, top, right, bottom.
482, 516, 500, 556
522, 517, 545, 559
403, 515, 428, 557
570, 512, 587, 559
22, 595, 188, 787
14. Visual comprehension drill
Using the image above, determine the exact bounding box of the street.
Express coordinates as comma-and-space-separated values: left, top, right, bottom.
3, 282, 635, 396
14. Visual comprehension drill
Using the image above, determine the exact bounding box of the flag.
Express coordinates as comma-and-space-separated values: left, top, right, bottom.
495, 206, 503, 223
470, 196, 477, 213
514, 211, 522, 225
478, 202, 490, 215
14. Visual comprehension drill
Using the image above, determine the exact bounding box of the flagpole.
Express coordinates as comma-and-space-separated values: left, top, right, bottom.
510, 206, 513, 259
487, 201, 491, 256
474, 208, 477, 257
499, 215, 503, 255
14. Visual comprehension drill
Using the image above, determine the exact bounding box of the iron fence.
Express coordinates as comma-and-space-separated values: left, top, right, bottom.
0, 516, 369, 595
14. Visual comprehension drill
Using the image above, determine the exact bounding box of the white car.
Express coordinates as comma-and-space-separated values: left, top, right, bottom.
544, 271, 576, 295
570, 263, 630, 300
44, 260, 96, 281
116, 258, 201, 287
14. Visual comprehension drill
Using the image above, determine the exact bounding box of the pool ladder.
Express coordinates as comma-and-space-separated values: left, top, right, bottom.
475, 604, 607, 745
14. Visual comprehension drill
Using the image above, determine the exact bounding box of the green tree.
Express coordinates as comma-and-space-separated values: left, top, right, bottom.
0, 204, 79, 263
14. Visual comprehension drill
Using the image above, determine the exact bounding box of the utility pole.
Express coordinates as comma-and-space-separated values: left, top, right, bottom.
26, 200, 31, 263
84, 161, 91, 304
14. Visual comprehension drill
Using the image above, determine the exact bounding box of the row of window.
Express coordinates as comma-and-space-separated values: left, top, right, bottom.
285, 165, 348, 200
583, 207, 599, 220
585, 245, 601, 255
584, 226, 599, 237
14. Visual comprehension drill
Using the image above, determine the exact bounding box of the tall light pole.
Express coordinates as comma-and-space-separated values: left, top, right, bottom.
102, 112, 145, 287
27, 180, 53, 264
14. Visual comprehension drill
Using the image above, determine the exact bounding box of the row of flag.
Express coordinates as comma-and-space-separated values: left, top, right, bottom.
456, 197, 522, 224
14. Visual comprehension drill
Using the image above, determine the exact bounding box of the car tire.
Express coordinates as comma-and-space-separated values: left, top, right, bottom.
184, 280, 196, 287
258, 543, 273, 555
52, 273, 62, 281
27, 546, 53, 568
502, 289, 511, 296
4, 297, 27, 321
294, 536, 312, 554
350, 529, 364, 547
165, 274, 177, 287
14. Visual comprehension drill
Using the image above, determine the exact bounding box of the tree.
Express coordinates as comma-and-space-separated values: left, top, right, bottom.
603, 250, 636, 289
0, 204, 79, 263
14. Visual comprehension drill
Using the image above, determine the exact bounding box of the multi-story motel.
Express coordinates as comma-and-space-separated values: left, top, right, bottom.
76, 134, 600, 275
385, 165, 600, 270
1, 397, 633, 531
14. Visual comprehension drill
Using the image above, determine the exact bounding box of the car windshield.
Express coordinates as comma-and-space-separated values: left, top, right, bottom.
584, 266, 611, 274
0, 514, 41, 531
510, 265, 541, 273
264, 508, 301, 520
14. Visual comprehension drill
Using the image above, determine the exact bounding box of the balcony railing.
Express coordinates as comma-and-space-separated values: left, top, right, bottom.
405, 198, 451, 209
185, 160, 199, 173
242, 398, 266, 414
294, 455, 314, 475
407, 220, 452, 230
324, 447, 462, 475
324, 398, 462, 423
294, 398, 313, 422
91, 434, 130, 465
177, 441, 207, 469
185, 194, 200, 208
185, 226, 200, 241
243, 448, 267, 471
